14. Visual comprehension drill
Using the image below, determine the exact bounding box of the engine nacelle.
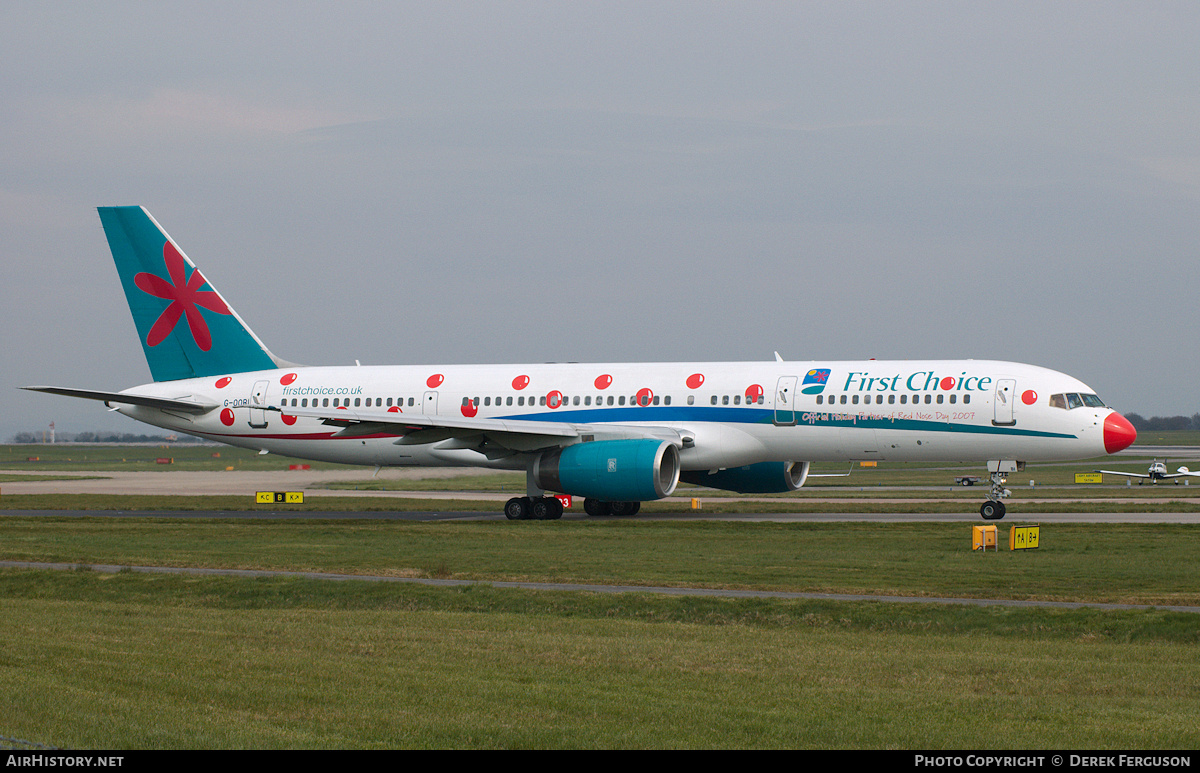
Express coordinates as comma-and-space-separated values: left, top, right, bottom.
679, 461, 810, 494
534, 439, 680, 501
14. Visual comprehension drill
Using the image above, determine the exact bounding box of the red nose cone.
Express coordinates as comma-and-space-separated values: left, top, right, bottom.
1104, 412, 1137, 454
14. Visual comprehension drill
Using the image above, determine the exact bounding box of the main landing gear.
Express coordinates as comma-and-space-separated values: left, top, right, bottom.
502, 497, 643, 519
504, 496, 564, 520
979, 462, 1018, 520
583, 499, 640, 517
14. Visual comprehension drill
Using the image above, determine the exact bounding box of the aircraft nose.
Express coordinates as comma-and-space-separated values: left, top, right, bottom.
1103, 412, 1137, 454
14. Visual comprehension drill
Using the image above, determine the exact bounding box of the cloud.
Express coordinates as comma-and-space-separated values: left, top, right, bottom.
59, 88, 373, 138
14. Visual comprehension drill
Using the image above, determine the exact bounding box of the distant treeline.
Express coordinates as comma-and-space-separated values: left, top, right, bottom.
1124, 414, 1200, 432
8, 431, 207, 444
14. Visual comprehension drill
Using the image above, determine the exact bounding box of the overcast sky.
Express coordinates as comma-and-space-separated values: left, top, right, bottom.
3, 1, 1199, 440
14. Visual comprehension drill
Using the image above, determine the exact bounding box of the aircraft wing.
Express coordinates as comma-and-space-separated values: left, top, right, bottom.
1093, 469, 1151, 479
21, 386, 218, 415
264, 405, 688, 453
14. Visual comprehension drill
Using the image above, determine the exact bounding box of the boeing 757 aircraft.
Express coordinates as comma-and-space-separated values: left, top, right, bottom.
25, 207, 1138, 520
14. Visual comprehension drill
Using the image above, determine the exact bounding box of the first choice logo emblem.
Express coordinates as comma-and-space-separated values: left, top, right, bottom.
134, 241, 231, 351
801, 369, 831, 395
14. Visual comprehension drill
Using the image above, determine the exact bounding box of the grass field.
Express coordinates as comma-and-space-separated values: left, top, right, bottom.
1, 517, 1199, 748
1, 442, 1198, 749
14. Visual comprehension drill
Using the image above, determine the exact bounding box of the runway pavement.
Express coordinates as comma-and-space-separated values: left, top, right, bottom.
3, 468, 1200, 522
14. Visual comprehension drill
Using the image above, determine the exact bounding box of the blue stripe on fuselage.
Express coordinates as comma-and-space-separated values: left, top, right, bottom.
491, 406, 1076, 439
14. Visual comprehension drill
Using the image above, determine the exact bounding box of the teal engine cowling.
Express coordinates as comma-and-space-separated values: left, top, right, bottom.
679, 461, 809, 494
533, 439, 680, 501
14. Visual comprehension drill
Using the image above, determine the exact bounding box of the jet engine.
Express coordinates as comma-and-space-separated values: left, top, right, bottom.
679, 461, 810, 494
533, 439, 680, 501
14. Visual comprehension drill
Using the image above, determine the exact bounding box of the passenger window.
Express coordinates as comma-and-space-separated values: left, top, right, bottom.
608, 396, 614, 406
734, 395, 741, 405
840, 395, 847, 405
900, 395, 907, 404
949, 394, 956, 404
816, 395, 823, 404
722, 395, 729, 405
924, 395, 931, 404
852, 395, 859, 405
507, 396, 513, 406
888, 395, 895, 404
963, 395, 970, 404
687, 395, 694, 405
322, 398, 328, 407
711, 395, 718, 405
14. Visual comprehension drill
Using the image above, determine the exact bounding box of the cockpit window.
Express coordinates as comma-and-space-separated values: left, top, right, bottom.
1050, 392, 1105, 410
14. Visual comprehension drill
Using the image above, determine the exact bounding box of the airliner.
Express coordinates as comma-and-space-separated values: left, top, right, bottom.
25, 207, 1138, 520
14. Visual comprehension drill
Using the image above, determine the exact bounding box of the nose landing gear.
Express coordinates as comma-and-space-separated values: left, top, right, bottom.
980, 461, 1020, 520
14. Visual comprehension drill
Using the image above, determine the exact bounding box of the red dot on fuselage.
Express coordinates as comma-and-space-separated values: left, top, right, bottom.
281, 414, 297, 425
940, 377, 955, 391
427, 374, 444, 388
513, 375, 529, 390
280, 373, 298, 385
220, 408, 235, 426
595, 375, 612, 389
686, 373, 705, 389
1022, 390, 1038, 405
215, 377, 232, 389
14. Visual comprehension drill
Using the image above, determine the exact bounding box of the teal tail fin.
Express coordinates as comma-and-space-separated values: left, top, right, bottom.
98, 206, 284, 382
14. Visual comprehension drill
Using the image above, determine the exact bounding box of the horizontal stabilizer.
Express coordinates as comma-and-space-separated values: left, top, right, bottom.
21, 386, 217, 415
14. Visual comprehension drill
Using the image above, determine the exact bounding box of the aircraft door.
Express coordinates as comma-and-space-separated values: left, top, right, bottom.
249, 379, 270, 428
993, 379, 1016, 426
423, 391, 438, 415
774, 376, 798, 426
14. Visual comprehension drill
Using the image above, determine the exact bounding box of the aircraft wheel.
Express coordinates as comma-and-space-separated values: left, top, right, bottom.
504, 497, 530, 521
584, 498, 611, 517
608, 501, 642, 516
979, 501, 1006, 520
547, 497, 564, 520
530, 498, 553, 520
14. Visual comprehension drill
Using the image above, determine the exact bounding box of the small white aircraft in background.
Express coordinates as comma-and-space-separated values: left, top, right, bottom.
1094, 460, 1200, 485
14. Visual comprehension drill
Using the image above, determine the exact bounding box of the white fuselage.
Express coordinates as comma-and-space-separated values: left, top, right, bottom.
115, 359, 1115, 470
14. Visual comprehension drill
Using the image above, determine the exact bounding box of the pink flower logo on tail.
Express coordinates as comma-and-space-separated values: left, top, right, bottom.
134, 241, 231, 351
